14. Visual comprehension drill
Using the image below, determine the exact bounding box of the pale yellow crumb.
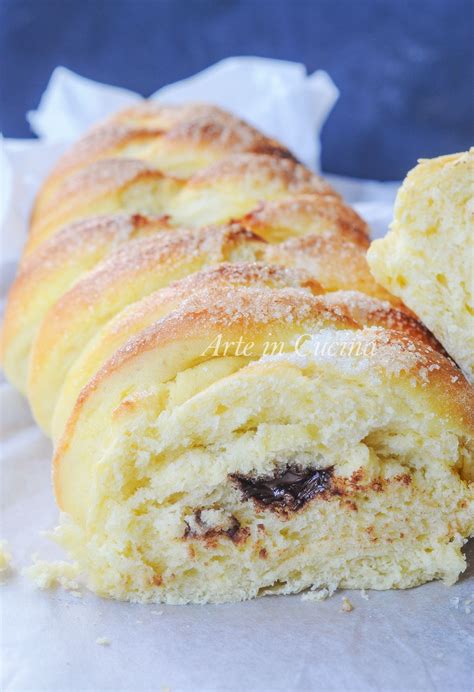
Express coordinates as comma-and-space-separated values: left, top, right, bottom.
367, 148, 474, 381
301, 587, 330, 602
23, 558, 80, 591
96, 637, 110, 646
0, 540, 12, 574
70, 590, 83, 598
341, 596, 354, 612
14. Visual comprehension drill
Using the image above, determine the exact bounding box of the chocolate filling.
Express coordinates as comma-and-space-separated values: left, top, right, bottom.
184, 510, 245, 544
231, 464, 334, 512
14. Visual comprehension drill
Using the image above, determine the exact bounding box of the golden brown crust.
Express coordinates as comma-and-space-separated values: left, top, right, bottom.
163, 261, 323, 296
48, 126, 164, 178
160, 113, 294, 160
28, 154, 339, 257
265, 232, 404, 308
243, 194, 369, 242
36, 225, 265, 319
187, 153, 334, 196
32, 158, 167, 225
319, 291, 443, 351
107, 102, 295, 158
49, 108, 293, 182
33, 103, 296, 223
2, 214, 162, 357
16, 213, 168, 284
0, 213, 173, 390
27, 160, 184, 253
90, 261, 324, 344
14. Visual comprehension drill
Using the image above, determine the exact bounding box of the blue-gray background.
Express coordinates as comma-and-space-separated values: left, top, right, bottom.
0, 0, 472, 179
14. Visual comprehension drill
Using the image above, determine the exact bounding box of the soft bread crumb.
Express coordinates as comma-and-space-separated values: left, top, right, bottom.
95, 637, 111, 646
0, 540, 12, 574
367, 148, 474, 381
23, 558, 80, 591
341, 596, 354, 612
54, 353, 474, 604
301, 587, 330, 602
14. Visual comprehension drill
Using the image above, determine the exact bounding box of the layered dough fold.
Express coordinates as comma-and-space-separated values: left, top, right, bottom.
54, 287, 473, 603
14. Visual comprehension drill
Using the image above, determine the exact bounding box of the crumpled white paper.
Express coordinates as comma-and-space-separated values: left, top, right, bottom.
0, 57, 397, 270
1, 59, 472, 692
0, 58, 339, 266
27, 58, 339, 166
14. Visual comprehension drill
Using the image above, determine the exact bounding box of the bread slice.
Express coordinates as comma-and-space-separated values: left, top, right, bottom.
53, 285, 474, 604
368, 149, 474, 381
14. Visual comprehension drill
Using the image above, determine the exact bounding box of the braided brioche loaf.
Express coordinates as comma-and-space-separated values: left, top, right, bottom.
1, 103, 473, 604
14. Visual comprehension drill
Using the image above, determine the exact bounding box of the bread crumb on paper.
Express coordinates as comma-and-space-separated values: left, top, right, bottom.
0, 540, 13, 576
450, 596, 460, 610
96, 637, 111, 646
301, 587, 330, 602
449, 595, 473, 614
341, 596, 354, 612
23, 558, 80, 591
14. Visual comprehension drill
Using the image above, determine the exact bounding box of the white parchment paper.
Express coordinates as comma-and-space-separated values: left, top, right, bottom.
1, 59, 472, 692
